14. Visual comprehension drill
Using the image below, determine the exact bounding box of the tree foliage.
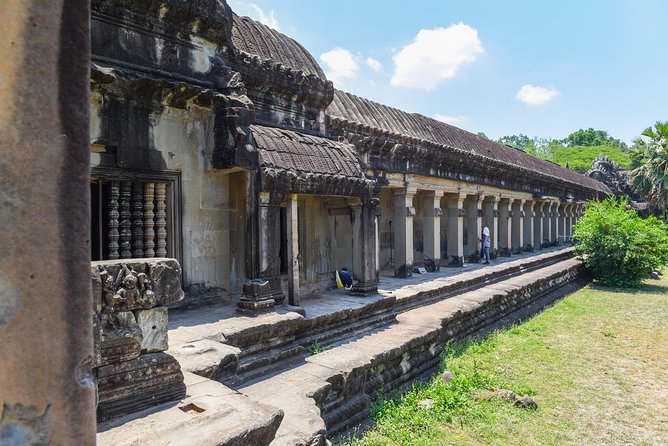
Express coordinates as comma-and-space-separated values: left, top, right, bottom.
629, 121, 668, 209
573, 198, 668, 287
552, 145, 630, 173
562, 128, 627, 150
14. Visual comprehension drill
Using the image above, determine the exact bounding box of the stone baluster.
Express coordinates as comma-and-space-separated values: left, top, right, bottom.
108, 181, 120, 260
144, 182, 155, 258
119, 181, 132, 258
132, 182, 144, 258
155, 183, 167, 257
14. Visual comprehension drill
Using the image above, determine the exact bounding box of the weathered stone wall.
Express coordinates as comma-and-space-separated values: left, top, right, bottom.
0, 0, 96, 443
91, 258, 186, 421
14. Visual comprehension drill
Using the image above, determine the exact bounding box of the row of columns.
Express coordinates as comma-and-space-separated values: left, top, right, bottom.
391, 187, 584, 277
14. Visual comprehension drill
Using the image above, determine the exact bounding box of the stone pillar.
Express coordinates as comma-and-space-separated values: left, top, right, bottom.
0, 0, 96, 442
421, 191, 443, 271
565, 204, 573, 243
550, 202, 559, 245
523, 200, 535, 252
498, 198, 512, 257
350, 197, 380, 295
287, 194, 300, 306
511, 199, 524, 254
483, 195, 500, 258
393, 188, 416, 277
445, 193, 465, 266
542, 202, 552, 247
534, 201, 545, 249
465, 194, 483, 262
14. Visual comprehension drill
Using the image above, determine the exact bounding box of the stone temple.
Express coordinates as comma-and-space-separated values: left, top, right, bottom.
0, 1, 611, 445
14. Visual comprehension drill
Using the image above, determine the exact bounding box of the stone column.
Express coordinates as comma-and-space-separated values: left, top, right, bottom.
350, 197, 380, 295
421, 191, 443, 271
542, 202, 552, 247
498, 198, 512, 257
550, 202, 559, 245
534, 200, 545, 249
483, 195, 500, 258
393, 187, 416, 277
565, 204, 573, 243
511, 199, 524, 254
523, 200, 535, 252
465, 194, 483, 262
445, 193, 465, 266
287, 194, 300, 306
0, 0, 96, 442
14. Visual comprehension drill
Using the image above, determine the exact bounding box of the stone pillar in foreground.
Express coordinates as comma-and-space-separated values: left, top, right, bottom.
523, 200, 535, 252
393, 187, 416, 277
0, 0, 96, 443
445, 193, 465, 266
465, 194, 483, 262
498, 198, 512, 257
421, 191, 443, 271
550, 202, 559, 245
350, 196, 380, 295
534, 200, 545, 249
511, 199, 524, 254
483, 195, 500, 259
287, 194, 300, 305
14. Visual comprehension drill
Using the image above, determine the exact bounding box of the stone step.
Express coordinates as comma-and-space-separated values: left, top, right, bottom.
239, 257, 588, 445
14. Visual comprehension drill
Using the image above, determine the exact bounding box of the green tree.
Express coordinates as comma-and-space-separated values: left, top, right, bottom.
573, 197, 668, 287
563, 128, 627, 150
498, 134, 531, 151
629, 121, 668, 208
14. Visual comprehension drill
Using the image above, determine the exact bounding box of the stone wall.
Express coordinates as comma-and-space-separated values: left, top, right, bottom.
91, 258, 186, 421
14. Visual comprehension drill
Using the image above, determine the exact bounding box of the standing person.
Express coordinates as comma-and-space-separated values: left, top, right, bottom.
481, 227, 491, 264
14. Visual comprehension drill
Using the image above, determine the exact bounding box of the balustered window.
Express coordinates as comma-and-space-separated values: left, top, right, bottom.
90, 170, 181, 262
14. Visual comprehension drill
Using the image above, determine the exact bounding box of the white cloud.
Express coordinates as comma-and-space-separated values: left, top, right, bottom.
515, 84, 559, 106
320, 48, 360, 85
366, 57, 383, 73
433, 114, 469, 126
391, 23, 484, 90
249, 3, 280, 30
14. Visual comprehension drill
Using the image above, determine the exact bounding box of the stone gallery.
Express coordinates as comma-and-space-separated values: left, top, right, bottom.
83, 0, 612, 444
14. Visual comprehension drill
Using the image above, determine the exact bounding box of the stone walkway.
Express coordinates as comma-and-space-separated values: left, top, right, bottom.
98, 246, 585, 446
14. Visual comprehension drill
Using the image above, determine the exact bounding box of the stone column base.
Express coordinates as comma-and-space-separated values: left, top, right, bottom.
499, 247, 512, 257
349, 282, 379, 296
523, 244, 534, 252
237, 279, 276, 313
448, 255, 464, 267
394, 263, 413, 278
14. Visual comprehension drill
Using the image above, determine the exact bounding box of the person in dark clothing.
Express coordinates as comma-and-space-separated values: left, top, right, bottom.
339, 267, 353, 289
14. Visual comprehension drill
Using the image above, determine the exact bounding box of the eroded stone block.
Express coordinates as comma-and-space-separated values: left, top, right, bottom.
134, 307, 168, 353
95, 312, 142, 368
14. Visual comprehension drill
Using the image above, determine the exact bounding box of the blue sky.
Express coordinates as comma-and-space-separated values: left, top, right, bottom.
228, 0, 668, 144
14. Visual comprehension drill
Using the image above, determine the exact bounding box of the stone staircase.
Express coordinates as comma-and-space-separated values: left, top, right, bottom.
98, 248, 589, 445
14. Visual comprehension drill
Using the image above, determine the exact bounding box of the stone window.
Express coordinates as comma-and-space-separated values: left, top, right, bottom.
90, 169, 181, 262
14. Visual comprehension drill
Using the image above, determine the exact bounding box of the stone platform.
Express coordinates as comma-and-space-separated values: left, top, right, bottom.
98, 247, 588, 445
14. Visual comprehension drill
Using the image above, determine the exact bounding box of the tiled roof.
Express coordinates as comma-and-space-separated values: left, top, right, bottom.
231, 14, 326, 79
329, 89, 610, 194
251, 125, 363, 179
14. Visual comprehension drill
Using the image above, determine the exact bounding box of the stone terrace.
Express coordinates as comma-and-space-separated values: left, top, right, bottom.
97, 247, 587, 445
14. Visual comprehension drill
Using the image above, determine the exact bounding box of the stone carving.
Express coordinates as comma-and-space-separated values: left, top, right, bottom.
131, 182, 144, 258
119, 181, 132, 258
155, 183, 167, 257
588, 155, 650, 216
108, 181, 120, 260
143, 182, 155, 257
238, 279, 275, 312
91, 258, 185, 421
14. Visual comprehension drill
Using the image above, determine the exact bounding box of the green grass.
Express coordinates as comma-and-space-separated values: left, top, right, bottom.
339, 276, 668, 446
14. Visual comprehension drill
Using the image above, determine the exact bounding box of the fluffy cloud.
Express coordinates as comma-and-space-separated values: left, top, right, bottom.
320, 48, 360, 85
249, 3, 280, 30
391, 24, 483, 90
515, 84, 559, 106
433, 114, 468, 126
366, 57, 383, 73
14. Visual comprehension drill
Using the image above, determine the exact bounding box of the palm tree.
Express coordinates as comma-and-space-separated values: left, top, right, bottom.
629, 121, 668, 209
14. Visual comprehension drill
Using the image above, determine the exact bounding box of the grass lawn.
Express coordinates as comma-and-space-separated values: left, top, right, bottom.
340, 276, 668, 446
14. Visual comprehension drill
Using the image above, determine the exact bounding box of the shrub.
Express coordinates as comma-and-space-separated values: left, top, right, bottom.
573, 197, 668, 286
